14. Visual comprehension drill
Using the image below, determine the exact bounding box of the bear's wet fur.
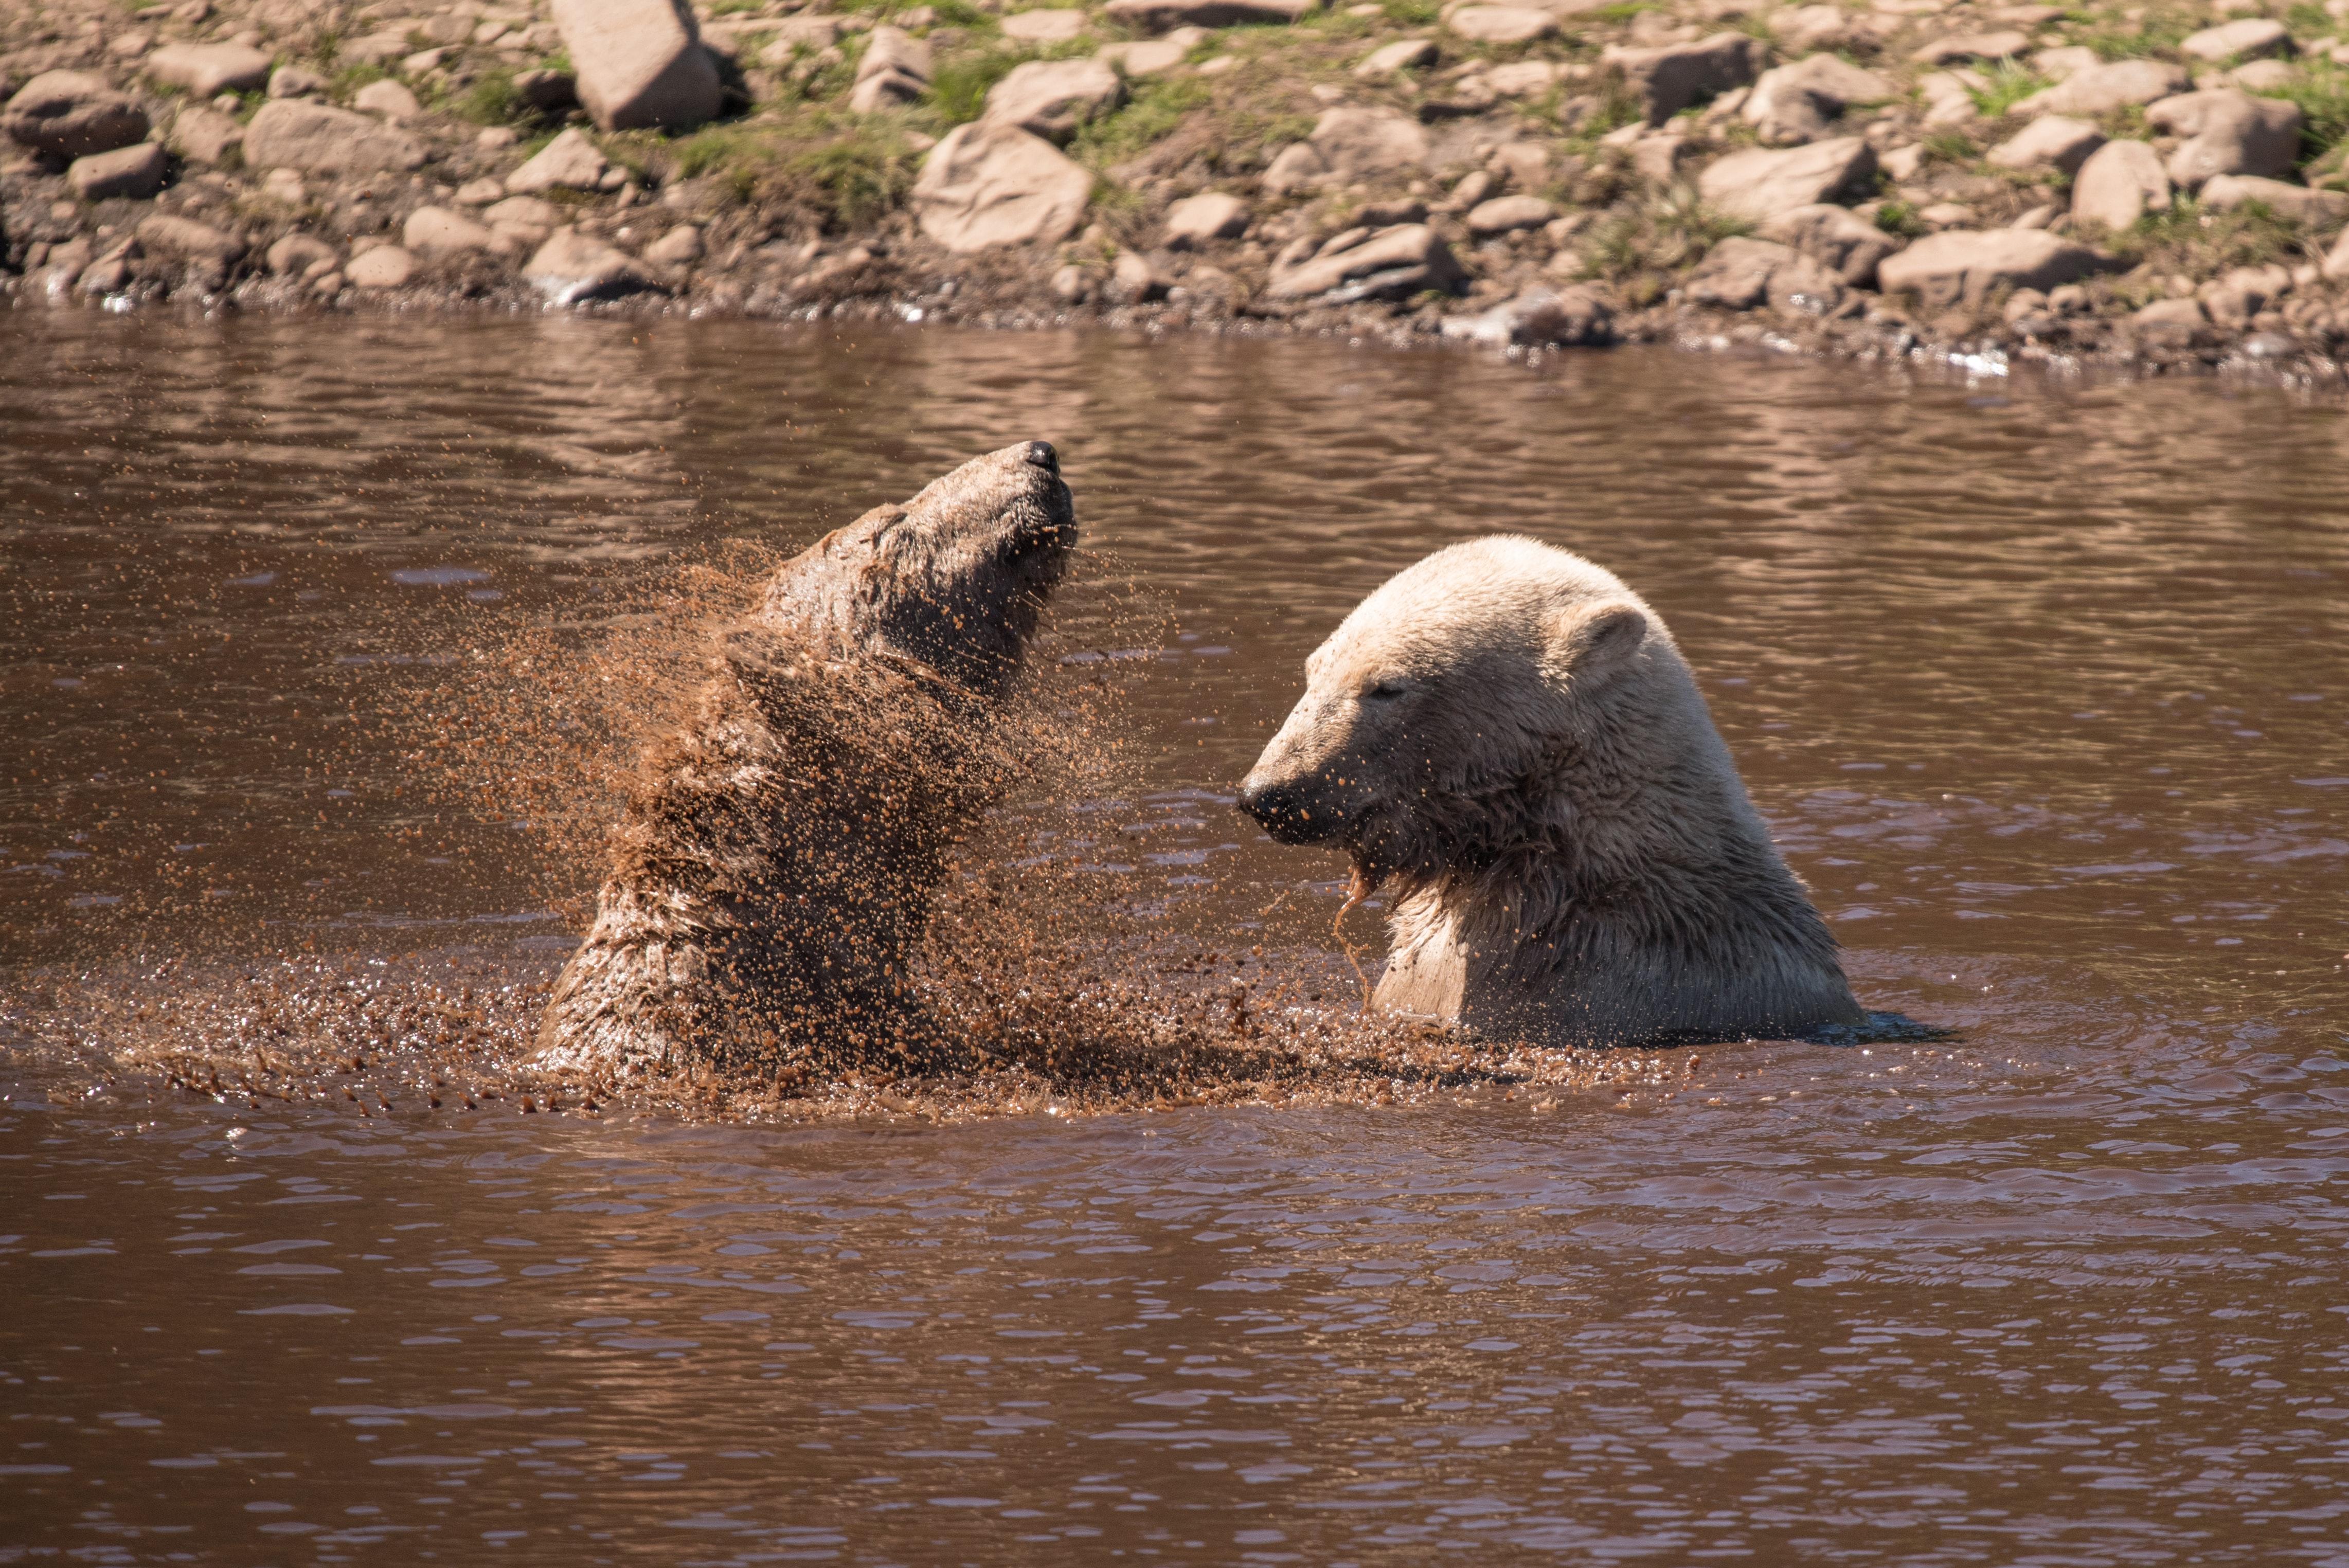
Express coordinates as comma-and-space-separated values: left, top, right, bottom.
1239, 535, 1864, 1048
534, 441, 1077, 1077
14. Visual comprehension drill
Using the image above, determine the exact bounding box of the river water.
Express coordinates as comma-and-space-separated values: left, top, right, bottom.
3, 314, 2346, 1565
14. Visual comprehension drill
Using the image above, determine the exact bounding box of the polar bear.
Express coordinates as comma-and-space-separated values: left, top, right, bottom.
1238, 535, 1863, 1048
534, 441, 1077, 1076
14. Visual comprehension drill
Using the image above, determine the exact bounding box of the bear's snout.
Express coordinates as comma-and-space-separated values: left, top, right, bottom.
1238, 776, 1346, 845
1021, 440, 1059, 473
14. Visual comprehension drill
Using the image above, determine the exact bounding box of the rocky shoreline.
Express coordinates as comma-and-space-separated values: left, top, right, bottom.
9, 0, 2349, 380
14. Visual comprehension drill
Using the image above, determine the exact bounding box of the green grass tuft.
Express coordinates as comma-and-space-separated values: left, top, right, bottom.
2260, 59, 2349, 168
928, 49, 1028, 125
1071, 75, 1212, 166
1967, 60, 2049, 118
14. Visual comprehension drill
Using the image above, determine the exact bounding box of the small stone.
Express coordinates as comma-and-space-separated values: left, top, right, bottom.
401, 49, 449, 76
1697, 136, 1877, 223
1466, 194, 1556, 235
1051, 262, 1090, 301
1001, 7, 1088, 41
110, 30, 155, 60
1355, 38, 1437, 77
403, 204, 497, 256
266, 232, 337, 274
2147, 88, 2302, 189
911, 121, 1093, 253
478, 127, 521, 150
1685, 234, 1846, 313
505, 127, 612, 194
1441, 284, 1613, 346
1099, 29, 1206, 75
1986, 115, 2104, 175
268, 65, 327, 99
1445, 6, 1556, 43
353, 79, 424, 121
2229, 59, 2299, 92
1262, 106, 1429, 195
242, 99, 428, 176
550, 0, 723, 131
1759, 201, 1901, 287
524, 228, 662, 301
857, 25, 934, 86
1162, 190, 1249, 247
848, 70, 926, 112
2070, 138, 2171, 230
1603, 33, 1765, 125
2181, 17, 2292, 63
642, 223, 704, 266
145, 43, 273, 98
1099, 0, 1317, 32
261, 167, 306, 204
169, 103, 243, 165
1263, 223, 1463, 301
2135, 296, 2208, 329
455, 177, 506, 205
1876, 227, 2108, 310
2, 70, 151, 158
983, 58, 1124, 143
67, 140, 168, 200
1742, 53, 1891, 145
486, 194, 562, 233
135, 212, 247, 264
2019, 59, 2192, 116
1110, 247, 1168, 302
347, 243, 418, 287
1911, 30, 2029, 65
2198, 173, 2348, 225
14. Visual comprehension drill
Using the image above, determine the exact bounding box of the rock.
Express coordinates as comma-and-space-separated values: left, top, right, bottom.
170, 103, 243, 165
268, 65, 327, 98
1356, 38, 1438, 77
504, 127, 612, 193
1001, 8, 1088, 41
2134, 296, 2208, 331
1604, 33, 1764, 126
1263, 106, 1429, 195
1919, 69, 1983, 128
2069, 138, 2170, 230
1163, 190, 1249, 247
1484, 60, 1559, 100
403, 204, 498, 256
2, 70, 151, 158
1440, 284, 1613, 346
2230, 59, 2299, 92
1696, 136, 1877, 223
1759, 202, 1901, 286
1876, 228, 2107, 310
2146, 89, 2301, 189
1911, 30, 2029, 65
1263, 223, 1464, 301
1466, 193, 1556, 234
454, 176, 505, 204
242, 99, 428, 176
145, 43, 272, 97
402, 48, 451, 76
1099, 28, 1207, 74
1987, 115, 2104, 175
1100, 0, 1316, 31
2032, 44, 2100, 80
643, 223, 703, 266
524, 228, 661, 301
1446, 6, 1557, 43
1774, 3, 1853, 53
549, 0, 722, 131
859, 25, 934, 85
2199, 173, 2348, 224
911, 121, 1093, 253
347, 243, 418, 287
135, 212, 246, 264
1742, 53, 1890, 145
353, 79, 423, 120
1685, 235, 1845, 312
848, 70, 924, 112
66, 140, 167, 200
2020, 59, 2192, 117
1109, 247, 1169, 302
515, 69, 580, 113
2181, 17, 2292, 63
982, 58, 1124, 143
266, 232, 336, 275
486, 194, 562, 244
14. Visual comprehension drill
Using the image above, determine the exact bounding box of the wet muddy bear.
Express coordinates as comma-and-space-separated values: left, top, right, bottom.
535, 441, 1077, 1076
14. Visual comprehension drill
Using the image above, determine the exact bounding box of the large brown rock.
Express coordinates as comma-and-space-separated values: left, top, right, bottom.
1101, 0, 1315, 29
2019, 59, 2191, 117
2069, 138, 2170, 230
912, 122, 1093, 253
2181, 17, 2292, 63
1741, 53, 1890, 145
145, 43, 272, 98
1758, 202, 1901, 287
504, 127, 613, 194
67, 140, 167, 200
1697, 136, 1876, 223
1262, 105, 1429, 194
2, 70, 150, 158
1263, 223, 1464, 301
549, 0, 722, 131
1685, 235, 1845, 313
1162, 190, 1249, 247
2145, 88, 2302, 189
1604, 33, 1764, 125
524, 229, 662, 302
2199, 173, 2348, 225
1446, 6, 1557, 43
242, 99, 428, 175
136, 213, 247, 264
982, 58, 1124, 143
169, 103, 244, 165
404, 205, 499, 256
1987, 115, 2104, 175
1440, 284, 1613, 346
1876, 228, 2107, 310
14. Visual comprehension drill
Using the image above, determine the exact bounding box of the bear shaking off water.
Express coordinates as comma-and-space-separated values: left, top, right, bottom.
534, 441, 1077, 1077
1239, 536, 1863, 1049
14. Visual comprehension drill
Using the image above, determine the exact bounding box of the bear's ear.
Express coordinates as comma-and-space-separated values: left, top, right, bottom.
1549, 600, 1648, 681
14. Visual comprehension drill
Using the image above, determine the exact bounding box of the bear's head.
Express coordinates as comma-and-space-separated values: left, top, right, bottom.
756, 441, 1077, 700
1238, 536, 1675, 889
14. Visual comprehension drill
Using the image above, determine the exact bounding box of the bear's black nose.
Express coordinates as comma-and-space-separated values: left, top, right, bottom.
1022, 441, 1059, 473
1238, 780, 1334, 844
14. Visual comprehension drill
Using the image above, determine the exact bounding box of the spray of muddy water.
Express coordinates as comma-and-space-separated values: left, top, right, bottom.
7, 539, 1712, 1125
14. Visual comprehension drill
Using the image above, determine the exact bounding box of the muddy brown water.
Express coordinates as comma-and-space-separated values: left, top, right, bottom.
4, 313, 2348, 1565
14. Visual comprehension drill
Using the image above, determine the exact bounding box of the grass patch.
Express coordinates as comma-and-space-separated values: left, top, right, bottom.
928, 49, 1029, 124
1874, 199, 1927, 238
664, 116, 920, 229
1967, 60, 2049, 118
1378, 0, 1441, 22
331, 61, 389, 102
1579, 186, 1750, 296
2080, 11, 2193, 60
2261, 58, 2349, 168
1070, 74, 1212, 167
2107, 196, 2308, 278
452, 65, 541, 127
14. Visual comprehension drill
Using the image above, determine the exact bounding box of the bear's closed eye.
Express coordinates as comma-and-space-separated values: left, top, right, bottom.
1367, 678, 1409, 700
